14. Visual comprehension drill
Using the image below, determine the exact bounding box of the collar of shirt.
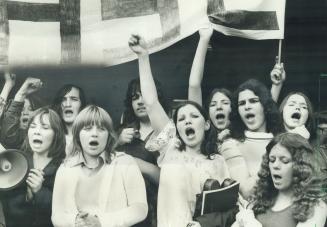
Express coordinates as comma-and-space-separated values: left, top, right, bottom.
68, 151, 107, 168
245, 130, 273, 140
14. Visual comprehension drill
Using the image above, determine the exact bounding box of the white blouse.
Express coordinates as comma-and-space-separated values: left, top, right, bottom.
146, 122, 230, 227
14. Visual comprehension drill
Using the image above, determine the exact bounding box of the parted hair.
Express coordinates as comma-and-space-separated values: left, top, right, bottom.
121, 78, 168, 128
279, 92, 316, 142
52, 84, 87, 133
205, 88, 234, 145
251, 133, 324, 222
172, 100, 217, 158
230, 79, 283, 140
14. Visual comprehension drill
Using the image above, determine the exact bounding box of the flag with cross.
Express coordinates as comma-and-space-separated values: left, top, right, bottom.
0, 0, 285, 67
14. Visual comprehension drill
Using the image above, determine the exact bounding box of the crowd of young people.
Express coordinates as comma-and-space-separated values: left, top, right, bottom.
0, 28, 326, 227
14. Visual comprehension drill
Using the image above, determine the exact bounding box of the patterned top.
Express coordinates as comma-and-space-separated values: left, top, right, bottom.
0, 96, 6, 118
146, 121, 230, 227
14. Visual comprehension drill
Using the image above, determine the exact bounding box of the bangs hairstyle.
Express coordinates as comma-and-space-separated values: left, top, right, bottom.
279, 92, 316, 141
172, 100, 217, 157
21, 107, 66, 164
252, 133, 324, 222
71, 105, 117, 162
230, 79, 283, 140
121, 78, 168, 127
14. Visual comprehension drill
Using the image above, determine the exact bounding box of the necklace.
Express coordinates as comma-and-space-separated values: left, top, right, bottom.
82, 158, 105, 171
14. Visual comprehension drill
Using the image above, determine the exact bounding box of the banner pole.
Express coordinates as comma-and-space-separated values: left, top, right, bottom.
278, 39, 282, 64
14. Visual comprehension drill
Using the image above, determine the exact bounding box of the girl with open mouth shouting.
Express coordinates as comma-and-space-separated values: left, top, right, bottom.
1, 107, 66, 227
1, 77, 43, 149
187, 27, 287, 201
232, 133, 327, 227
129, 34, 230, 227
188, 27, 285, 145
52, 105, 148, 227
188, 27, 232, 145
226, 79, 283, 199
279, 92, 316, 141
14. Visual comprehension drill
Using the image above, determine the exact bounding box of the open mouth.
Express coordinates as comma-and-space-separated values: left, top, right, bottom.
291, 112, 301, 120
89, 141, 99, 146
64, 109, 73, 115
21, 117, 29, 124
245, 113, 255, 119
137, 107, 146, 112
273, 174, 282, 181
185, 128, 195, 137
216, 113, 225, 120
33, 139, 43, 145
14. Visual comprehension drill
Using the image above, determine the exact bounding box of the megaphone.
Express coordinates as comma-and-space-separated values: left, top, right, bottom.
0, 149, 29, 191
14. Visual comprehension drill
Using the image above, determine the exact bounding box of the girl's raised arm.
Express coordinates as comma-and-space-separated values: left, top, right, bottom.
0, 71, 16, 101
188, 27, 213, 106
128, 35, 170, 134
0, 71, 16, 117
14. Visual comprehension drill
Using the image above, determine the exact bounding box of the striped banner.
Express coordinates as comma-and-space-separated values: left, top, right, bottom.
0, 0, 285, 67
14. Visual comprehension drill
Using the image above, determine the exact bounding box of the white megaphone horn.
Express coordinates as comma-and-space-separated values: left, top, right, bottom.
0, 147, 29, 191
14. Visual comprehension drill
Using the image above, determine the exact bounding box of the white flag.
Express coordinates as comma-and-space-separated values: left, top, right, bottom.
0, 0, 285, 67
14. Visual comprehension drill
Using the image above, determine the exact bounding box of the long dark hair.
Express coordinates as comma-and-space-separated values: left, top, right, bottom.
51, 84, 87, 133
21, 107, 66, 165
279, 92, 317, 142
172, 100, 217, 158
120, 78, 168, 128
205, 88, 234, 146
251, 133, 324, 222
230, 79, 283, 140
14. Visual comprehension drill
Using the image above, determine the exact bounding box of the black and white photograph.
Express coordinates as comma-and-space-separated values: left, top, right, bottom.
0, 0, 326, 226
